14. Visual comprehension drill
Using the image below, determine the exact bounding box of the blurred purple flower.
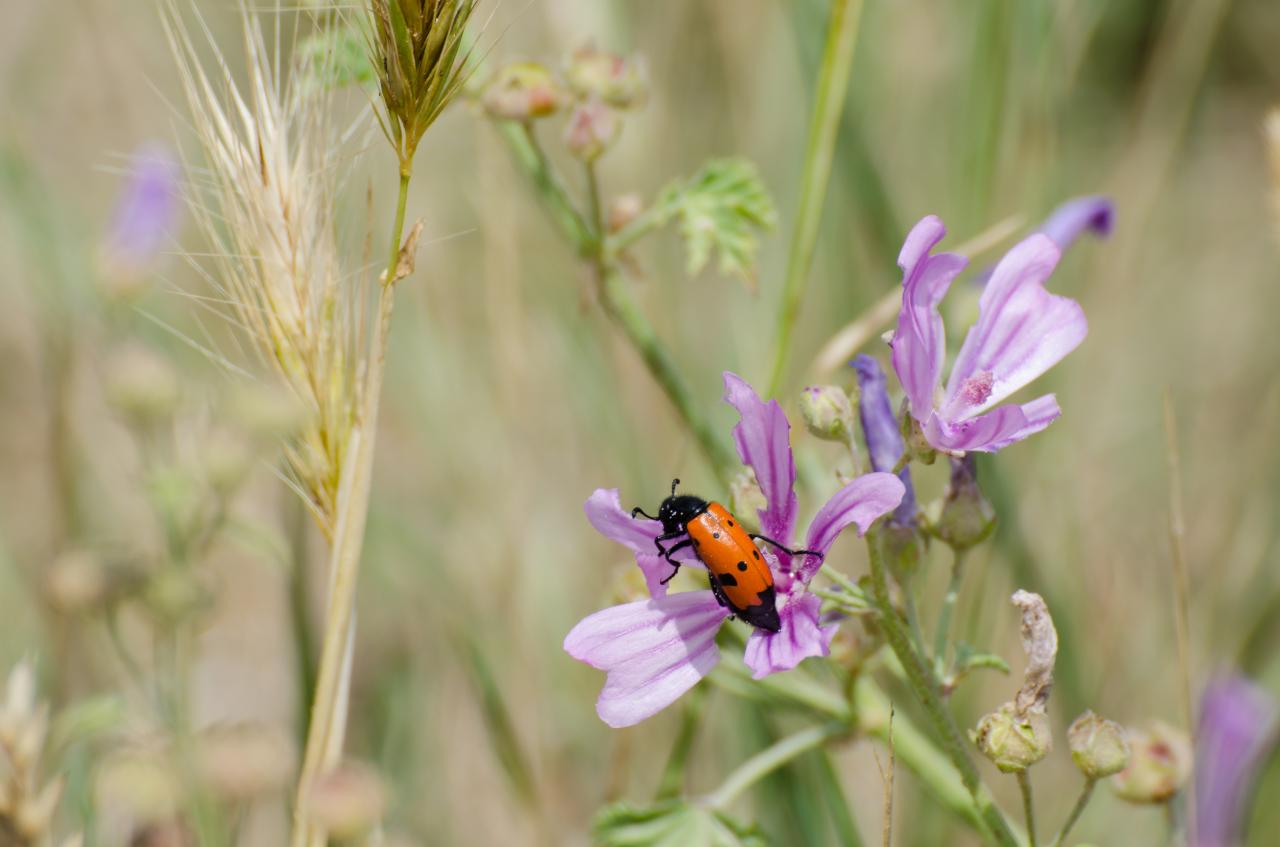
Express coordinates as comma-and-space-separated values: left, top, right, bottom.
973, 196, 1113, 284
104, 144, 181, 273
890, 215, 1087, 453
1194, 675, 1279, 847
851, 354, 915, 525
565, 372, 904, 727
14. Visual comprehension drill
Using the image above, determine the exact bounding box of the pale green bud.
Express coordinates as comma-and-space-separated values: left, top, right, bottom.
899, 401, 937, 465
934, 455, 996, 551
799, 385, 856, 442
970, 703, 1052, 773
1111, 722, 1192, 804
105, 345, 179, 422
728, 469, 766, 533
563, 100, 619, 161
481, 62, 565, 121
564, 45, 647, 109
1068, 711, 1130, 780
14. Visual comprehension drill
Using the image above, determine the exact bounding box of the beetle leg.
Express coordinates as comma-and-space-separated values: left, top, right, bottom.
658, 538, 693, 584
652, 529, 685, 556
708, 572, 729, 608
750, 533, 825, 562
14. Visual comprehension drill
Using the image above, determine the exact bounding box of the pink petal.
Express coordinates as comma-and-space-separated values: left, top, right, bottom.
723, 372, 797, 543
891, 216, 969, 422
942, 235, 1086, 419
742, 592, 835, 679
1038, 195, 1113, 250
586, 489, 698, 599
802, 473, 905, 579
564, 592, 728, 727
925, 395, 1061, 453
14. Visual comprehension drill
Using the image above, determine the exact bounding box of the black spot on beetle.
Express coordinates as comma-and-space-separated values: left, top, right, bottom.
737, 561, 747, 571
712, 532, 721, 539
752, 550, 760, 560
718, 572, 739, 587
727, 520, 734, 527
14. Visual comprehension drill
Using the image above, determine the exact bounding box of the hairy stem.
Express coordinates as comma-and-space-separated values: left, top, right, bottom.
865, 530, 1020, 847
704, 722, 850, 810
766, 0, 864, 396
1048, 779, 1095, 847
293, 166, 412, 846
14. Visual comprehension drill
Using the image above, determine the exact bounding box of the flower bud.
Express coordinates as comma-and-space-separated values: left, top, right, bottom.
142, 569, 211, 626
1111, 722, 1192, 804
728, 469, 766, 533
199, 428, 253, 496
607, 193, 644, 234
198, 723, 295, 801
899, 401, 937, 465
105, 345, 180, 422
934, 455, 996, 551
971, 702, 1052, 773
799, 385, 856, 442
480, 62, 565, 121
305, 761, 387, 841
44, 550, 107, 615
880, 522, 926, 583
1068, 711, 1130, 780
564, 45, 647, 109
563, 100, 620, 161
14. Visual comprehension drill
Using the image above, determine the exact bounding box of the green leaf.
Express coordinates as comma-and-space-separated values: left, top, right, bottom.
594, 801, 770, 847
954, 642, 1011, 677
297, 25, 376, 94
654, 159, 777, 283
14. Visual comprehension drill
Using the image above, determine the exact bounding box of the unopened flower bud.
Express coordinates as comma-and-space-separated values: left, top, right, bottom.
934, 455, 996, 551
880, 522, 926, 583
899, 401, 936, 465
799, 385, 856, 442
607, 193, 644, 234
971, 703, 1052, 773
198, 723, 295, 801
200, 429, 253, 496
105, 345, 180, 421
1111, 722, 1192, 804
1068, 711, 1130, 779
563, 100, 619, 161
143, 569, 211, 626
564, 45, 647, 109
481, 62, 565, 121
305, 762, 387, 841
728, 469, 766, 533
44, 550, 107, 615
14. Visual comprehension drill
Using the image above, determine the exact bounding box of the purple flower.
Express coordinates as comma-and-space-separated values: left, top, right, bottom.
1037, 195, 1113, 251
1194, 675, 1279, 847
890, 215, 1088, 454
851, 354, 915, 525
565, 372, 905, 727
103, 144, 181, 275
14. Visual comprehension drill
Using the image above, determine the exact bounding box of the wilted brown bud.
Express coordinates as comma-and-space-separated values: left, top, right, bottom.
971, 702, 1052, 773
564, 45, 647, 109
481, 62, 564, 121
1111, 722, 1192, 804
563, 100, 620, 161
799, 385, 856, 442
305, 762, 388, 841
1010, 590, 1057, 717
934, 456, 996, 551
1068, 711, 1130, 780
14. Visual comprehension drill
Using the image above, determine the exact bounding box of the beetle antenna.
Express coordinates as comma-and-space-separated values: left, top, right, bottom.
631, 506, 658, 520
670, 478, 680, 496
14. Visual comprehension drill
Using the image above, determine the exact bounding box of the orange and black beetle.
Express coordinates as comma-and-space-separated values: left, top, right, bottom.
631, 479, 822, 633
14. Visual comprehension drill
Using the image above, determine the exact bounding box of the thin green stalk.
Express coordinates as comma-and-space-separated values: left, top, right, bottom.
934, 549, 968, 663
1016, 771, 1036, 847
1049, 779, 1095, 847
656, 685, 708, 801
865, 531, 1020, 847
704, 723, 850, 810
766, 0, 864, 396
500, 121, 592, 253
817, 749, 865, 847
294, 167, 413, 847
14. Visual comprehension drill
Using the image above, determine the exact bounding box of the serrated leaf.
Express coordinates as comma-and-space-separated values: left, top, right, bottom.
594, 801, 770, 847
297, 25, 376, 94
654, 159, 776, 284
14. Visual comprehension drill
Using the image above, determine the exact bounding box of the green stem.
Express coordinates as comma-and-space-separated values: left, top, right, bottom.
655, 685, 707, 801
501, 121, 592, 253
865, 531, 1020, 847
704, 723, 850, 810
1017, 771, 1037, 847
934, 549, 968, 663
766, 0, 864, 396
293, 166, 412, 847
817, 749, 865, 847
1049, 779, 1095, 847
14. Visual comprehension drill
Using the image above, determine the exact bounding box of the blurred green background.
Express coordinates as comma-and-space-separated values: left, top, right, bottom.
1, 0, 1279, 844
